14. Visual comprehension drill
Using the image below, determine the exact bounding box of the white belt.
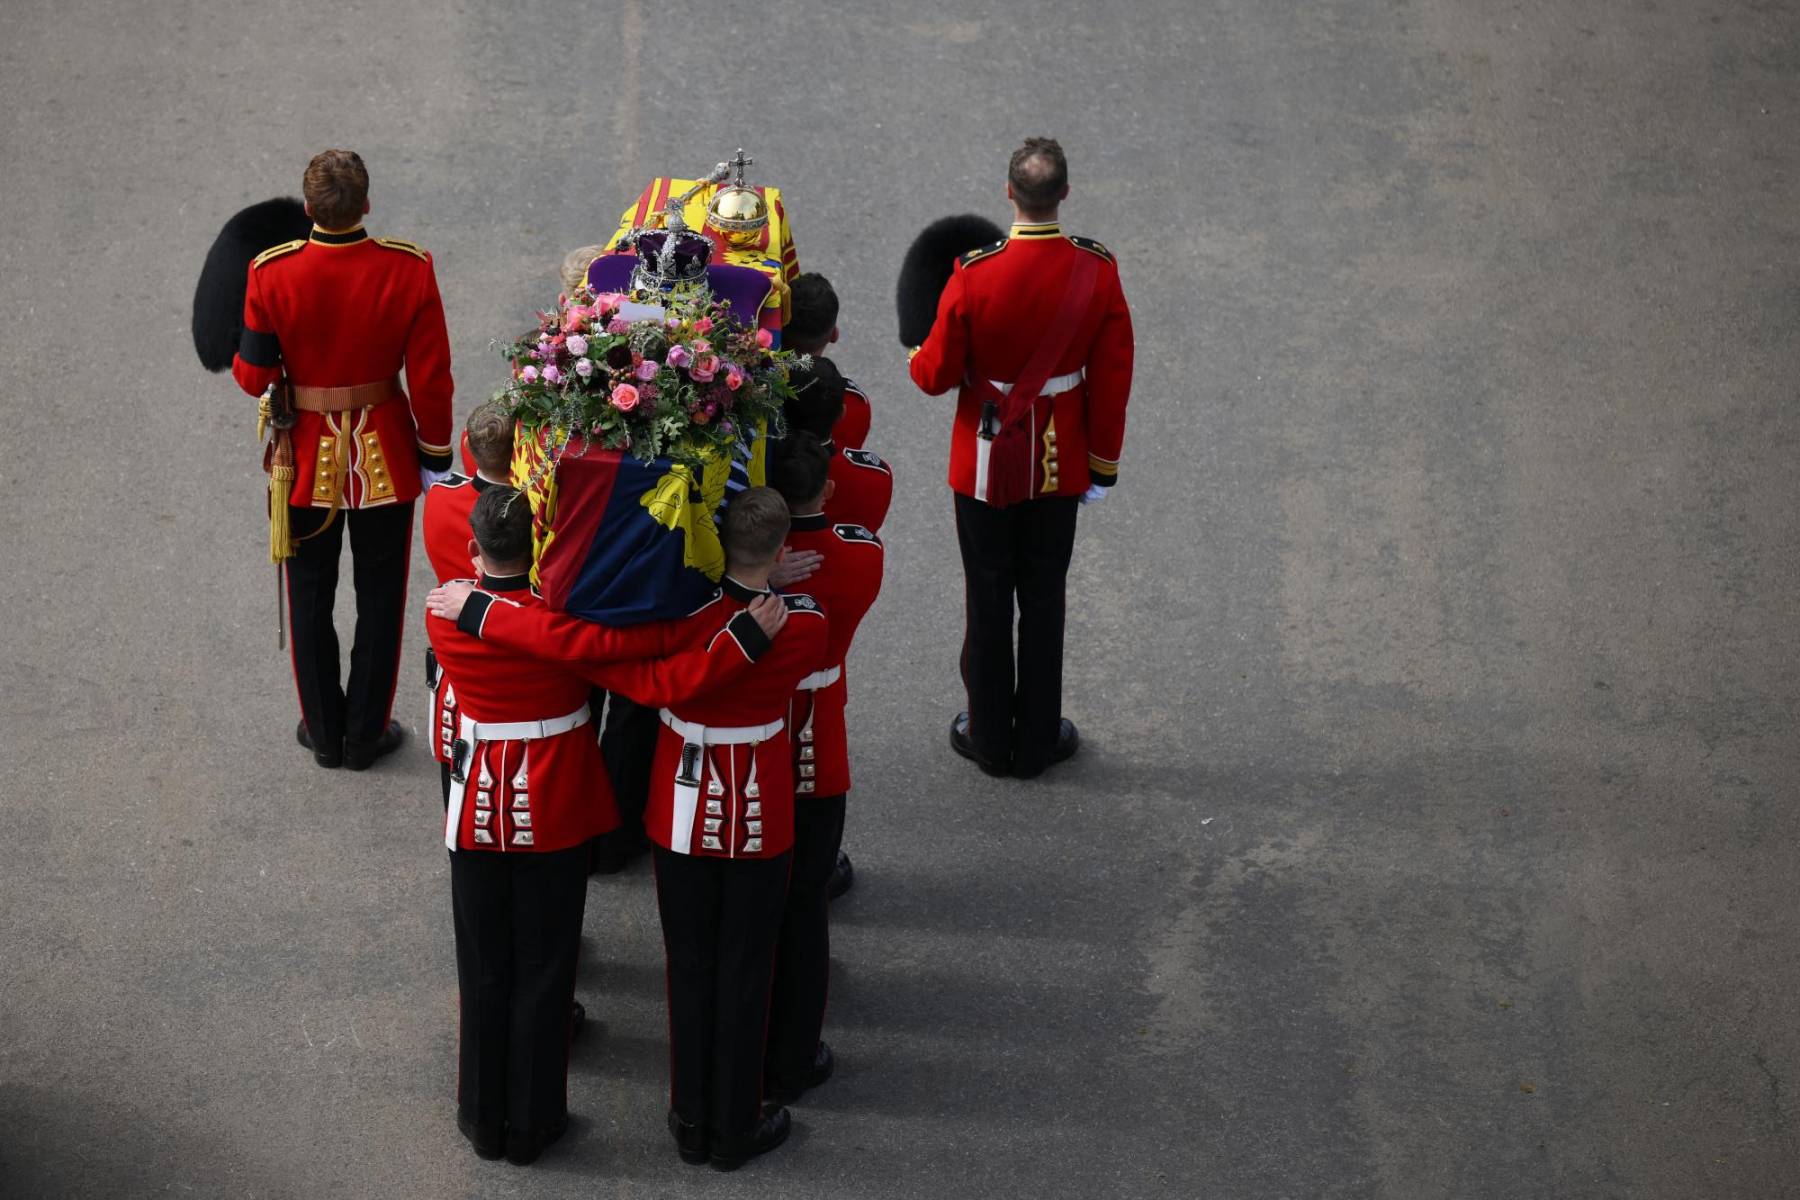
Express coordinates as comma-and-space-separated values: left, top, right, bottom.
794, 665, 842, 691
460, 703, 590, 743
990, 369, 1083, 398
658, 710, 784, 744
659, 709, 784, 855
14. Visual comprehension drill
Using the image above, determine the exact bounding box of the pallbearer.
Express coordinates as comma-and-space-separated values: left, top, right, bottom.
785, 273, 870, 449
423, 403, 515, 805
762, 434, 884, 1102
231, 148, 455, 770
429, 489, 831, 1170
427, 487, 783, 1166
784, 359, 893, 535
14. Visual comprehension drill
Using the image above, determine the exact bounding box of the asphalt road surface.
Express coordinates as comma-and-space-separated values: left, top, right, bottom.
2, 1, 1796, 1197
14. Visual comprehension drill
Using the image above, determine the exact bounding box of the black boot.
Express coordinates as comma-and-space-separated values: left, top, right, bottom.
344, 722, 405, 771
708, 1105, 791, 1172
296, 720, 342, 769
826, 850, 855, 901
767, 1041, 835, 1105
668, 1109, 709, 1166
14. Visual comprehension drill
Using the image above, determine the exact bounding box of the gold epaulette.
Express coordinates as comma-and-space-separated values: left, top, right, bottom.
958, 239, 1008, 268
1068, 235, 1115, 263
251, 239, 305, 269
375, 236, 430, 261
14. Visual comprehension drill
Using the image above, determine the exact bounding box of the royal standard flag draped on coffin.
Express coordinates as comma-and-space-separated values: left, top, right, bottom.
514, 428, 767, 625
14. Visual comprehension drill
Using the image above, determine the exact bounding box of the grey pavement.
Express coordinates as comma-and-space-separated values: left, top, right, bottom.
2, 1, 1797, 1197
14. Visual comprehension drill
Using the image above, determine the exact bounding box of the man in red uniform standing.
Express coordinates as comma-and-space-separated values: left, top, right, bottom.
233, 148, 455, 770
428, 487, 788, 1165
761, 434, 884, 1102
909, 137, 1134, 779
422, 403, 514, 805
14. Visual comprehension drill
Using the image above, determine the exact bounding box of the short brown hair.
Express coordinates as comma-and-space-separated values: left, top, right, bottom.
722, 487, 791, 568
465, 403, 515, 477
303, 149, 369, 230
560, 245, 606, 296
1007, 137, 1067, 217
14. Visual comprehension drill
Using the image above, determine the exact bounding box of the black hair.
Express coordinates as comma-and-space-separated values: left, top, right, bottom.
469, 486, 533, 566
785, 273, 839, 348
767, 432, 831, 508
783, 357, 846, 440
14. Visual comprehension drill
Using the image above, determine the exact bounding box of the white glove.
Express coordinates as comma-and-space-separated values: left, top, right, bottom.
1079, 484, 1109, 505
420, 466, 452, 491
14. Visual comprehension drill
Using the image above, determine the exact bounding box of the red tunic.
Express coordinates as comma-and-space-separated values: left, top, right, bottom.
825, 443, 893, 533
468, 579, 829, 860
831, 375, 872, 449
232, 226, 455, 507
421, 473, 493, 766
421, 473, 492, 585
783, 515, 884, 798
908, 221, 1134, 497
430, 576, 771, 852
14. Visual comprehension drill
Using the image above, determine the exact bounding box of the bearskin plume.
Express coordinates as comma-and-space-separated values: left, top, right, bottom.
191, 197, 310, 372
895, 214, 1005, 347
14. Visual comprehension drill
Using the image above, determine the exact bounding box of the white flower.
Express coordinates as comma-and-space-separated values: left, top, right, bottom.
575, 358, 594, 379
567, 334, 589, 357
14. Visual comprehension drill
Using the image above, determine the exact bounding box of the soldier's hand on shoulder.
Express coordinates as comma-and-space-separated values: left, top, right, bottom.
426, 581, 475, 621
769, 548, 823, 587
748, 593, 789, 640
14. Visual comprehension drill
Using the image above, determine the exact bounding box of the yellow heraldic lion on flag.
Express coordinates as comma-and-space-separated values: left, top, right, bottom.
511, 424, 769, 625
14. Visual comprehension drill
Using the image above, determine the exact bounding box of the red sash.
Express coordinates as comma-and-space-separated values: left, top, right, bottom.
972, 253, 1100, 507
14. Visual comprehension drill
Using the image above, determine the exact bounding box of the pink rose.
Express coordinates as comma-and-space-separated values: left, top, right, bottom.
634, 359, 660, 381
596, 292, 624, 314
542, 364, 563, 384
610, 383, 641, 412
724, 365, 745, 391
694, 316, 713, 333
696, 353, 719, 375
566, 334, 589, 357
520, 365, 540, 382
692, 338, 711, 354
755, 327, 774, 349
575, 358, 594, 379
606, 317, 630, 334
689, 363, 716, 383
667, 344, 692, 368
561, 306, 590, 333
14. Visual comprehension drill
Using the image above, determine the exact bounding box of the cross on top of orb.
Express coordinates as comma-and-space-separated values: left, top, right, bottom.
730, 148, 754, 188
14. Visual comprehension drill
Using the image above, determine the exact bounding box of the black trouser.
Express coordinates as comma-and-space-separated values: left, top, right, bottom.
652, 847, 792, 1141
450, 844, 589, 1139
595, 690, 658, 844
285, 501, 414, 751
953, 492, 1080, 775
766, 795, 847, 1084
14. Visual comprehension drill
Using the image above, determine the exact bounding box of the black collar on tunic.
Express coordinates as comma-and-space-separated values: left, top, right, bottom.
471, 473, 502, 492
789, 511, 829, 532
722, 575, 770, 602
309, 225, 369, 246
479, 572, 531, 592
